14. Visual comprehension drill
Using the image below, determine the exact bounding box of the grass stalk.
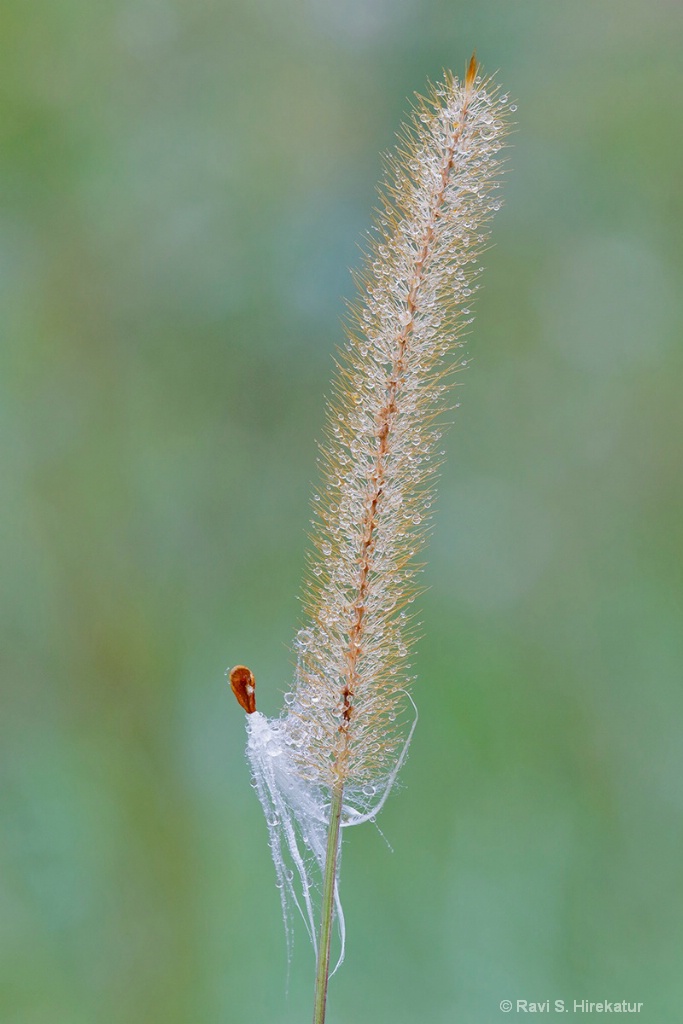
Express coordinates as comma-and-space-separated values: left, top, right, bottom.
312, 781, 344, 1024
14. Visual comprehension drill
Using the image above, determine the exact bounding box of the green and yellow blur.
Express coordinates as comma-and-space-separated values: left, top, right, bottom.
1, 1, 682, 1021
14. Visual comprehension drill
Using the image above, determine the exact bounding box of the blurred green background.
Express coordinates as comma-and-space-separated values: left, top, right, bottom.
2, 1, 682, 1021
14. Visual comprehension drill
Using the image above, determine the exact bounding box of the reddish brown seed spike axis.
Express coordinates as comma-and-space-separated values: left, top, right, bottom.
230, 665, 256, 714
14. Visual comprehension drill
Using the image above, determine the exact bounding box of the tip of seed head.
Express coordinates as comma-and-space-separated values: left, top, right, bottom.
465, 52, 477, 92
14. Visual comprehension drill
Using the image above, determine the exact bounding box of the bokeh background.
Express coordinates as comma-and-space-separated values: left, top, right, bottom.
2, 1, 682, 1021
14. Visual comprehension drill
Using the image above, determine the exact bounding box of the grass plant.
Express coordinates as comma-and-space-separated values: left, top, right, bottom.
230, 55, 510, 1023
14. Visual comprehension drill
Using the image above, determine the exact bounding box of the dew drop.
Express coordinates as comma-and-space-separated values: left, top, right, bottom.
296, 628, 313, 650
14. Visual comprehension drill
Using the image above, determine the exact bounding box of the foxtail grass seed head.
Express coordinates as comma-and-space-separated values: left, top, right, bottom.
230, 57, 510, 968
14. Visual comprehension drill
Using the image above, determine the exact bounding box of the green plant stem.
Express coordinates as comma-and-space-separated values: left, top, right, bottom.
312, 781, 344, 1024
